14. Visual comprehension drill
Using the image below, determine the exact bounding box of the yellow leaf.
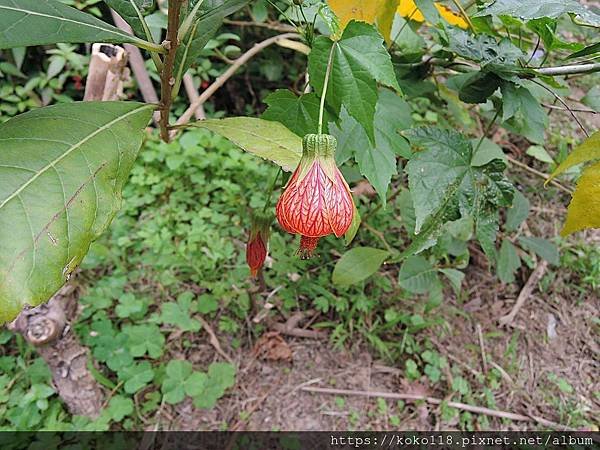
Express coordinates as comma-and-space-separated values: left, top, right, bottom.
561, 161, 600, 236
547, 130, 600, 183
327, 0, 400, 41
397, 0, 468, 29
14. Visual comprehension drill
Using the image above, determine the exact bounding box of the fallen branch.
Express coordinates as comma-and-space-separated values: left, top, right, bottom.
182, 73, 206, 120
197, 316, 233, 363
175, 33, 301, 128
301, 385, 572, 430
499, 260, 549, 326
269, 310, 326, 339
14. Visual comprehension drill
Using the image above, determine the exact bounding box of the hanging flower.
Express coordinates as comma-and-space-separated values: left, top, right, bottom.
246, 212, 272, 277
276, 134, 354, 258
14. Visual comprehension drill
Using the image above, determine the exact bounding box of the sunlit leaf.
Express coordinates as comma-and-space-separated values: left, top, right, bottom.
397, 0, 468, 29
561, 161, 600, 236
548, 131, 600, 181
191, 117, 302, 171
327, 0, 400, 41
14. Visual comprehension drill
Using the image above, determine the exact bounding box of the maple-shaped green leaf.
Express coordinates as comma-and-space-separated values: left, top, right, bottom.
474, 0, 600, 27
445, 27, 524, 66
309, 20, 400, 143
330, 89, 412, 202
191, 117, 302, 171
262, 90, 327, 136
104, 0, 155, 40
0, 102, 152, 325
405, 127, 514, 260
0, 0, 161, 52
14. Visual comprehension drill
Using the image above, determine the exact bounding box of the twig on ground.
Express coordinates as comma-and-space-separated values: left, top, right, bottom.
301, 386, 573, 430
499, 260, 549, 326
174, 33, 301, 128
197, 316, 234, 363
476, 323, 488, 375
269, 310, 326, 339
506, 155, 573, 195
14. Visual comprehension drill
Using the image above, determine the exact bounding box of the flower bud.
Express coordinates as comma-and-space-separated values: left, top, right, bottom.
246, 212, 272, 277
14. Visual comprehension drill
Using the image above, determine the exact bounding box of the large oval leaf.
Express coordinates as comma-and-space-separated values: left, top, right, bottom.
332, 247, 389, 286
191, 117, 302, 171
0, 0, 161, 52
0, 101, 153, 324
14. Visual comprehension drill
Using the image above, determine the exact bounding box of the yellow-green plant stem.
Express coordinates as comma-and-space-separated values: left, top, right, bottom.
318, 42, 336, 135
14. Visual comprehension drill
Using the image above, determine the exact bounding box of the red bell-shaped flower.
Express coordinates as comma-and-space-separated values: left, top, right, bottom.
276, 134, 354, 258
246, 212, 272, 277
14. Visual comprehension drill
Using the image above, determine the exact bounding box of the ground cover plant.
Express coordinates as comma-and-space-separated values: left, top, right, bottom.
0, 0, 598, 432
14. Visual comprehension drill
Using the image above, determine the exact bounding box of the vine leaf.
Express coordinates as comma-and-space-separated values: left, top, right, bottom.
0, 0, 157, 51
308, 20, 400, 143
332, 247, 390, 286
473, 0, 600, 27
405, 127, 514, 261
190, 117, 302, 171
0, 101, 153, 324
174, 0, 249, 84
103, 0, 154, 39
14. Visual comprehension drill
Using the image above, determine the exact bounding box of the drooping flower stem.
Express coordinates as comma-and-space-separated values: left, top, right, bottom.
318, 42, 336, 135
263, 167, 283, 213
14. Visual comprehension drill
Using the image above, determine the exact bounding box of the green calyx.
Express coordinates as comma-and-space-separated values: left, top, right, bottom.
297, 134, 338, 182
302, 134, 337, 159
250, 211, 273, 240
